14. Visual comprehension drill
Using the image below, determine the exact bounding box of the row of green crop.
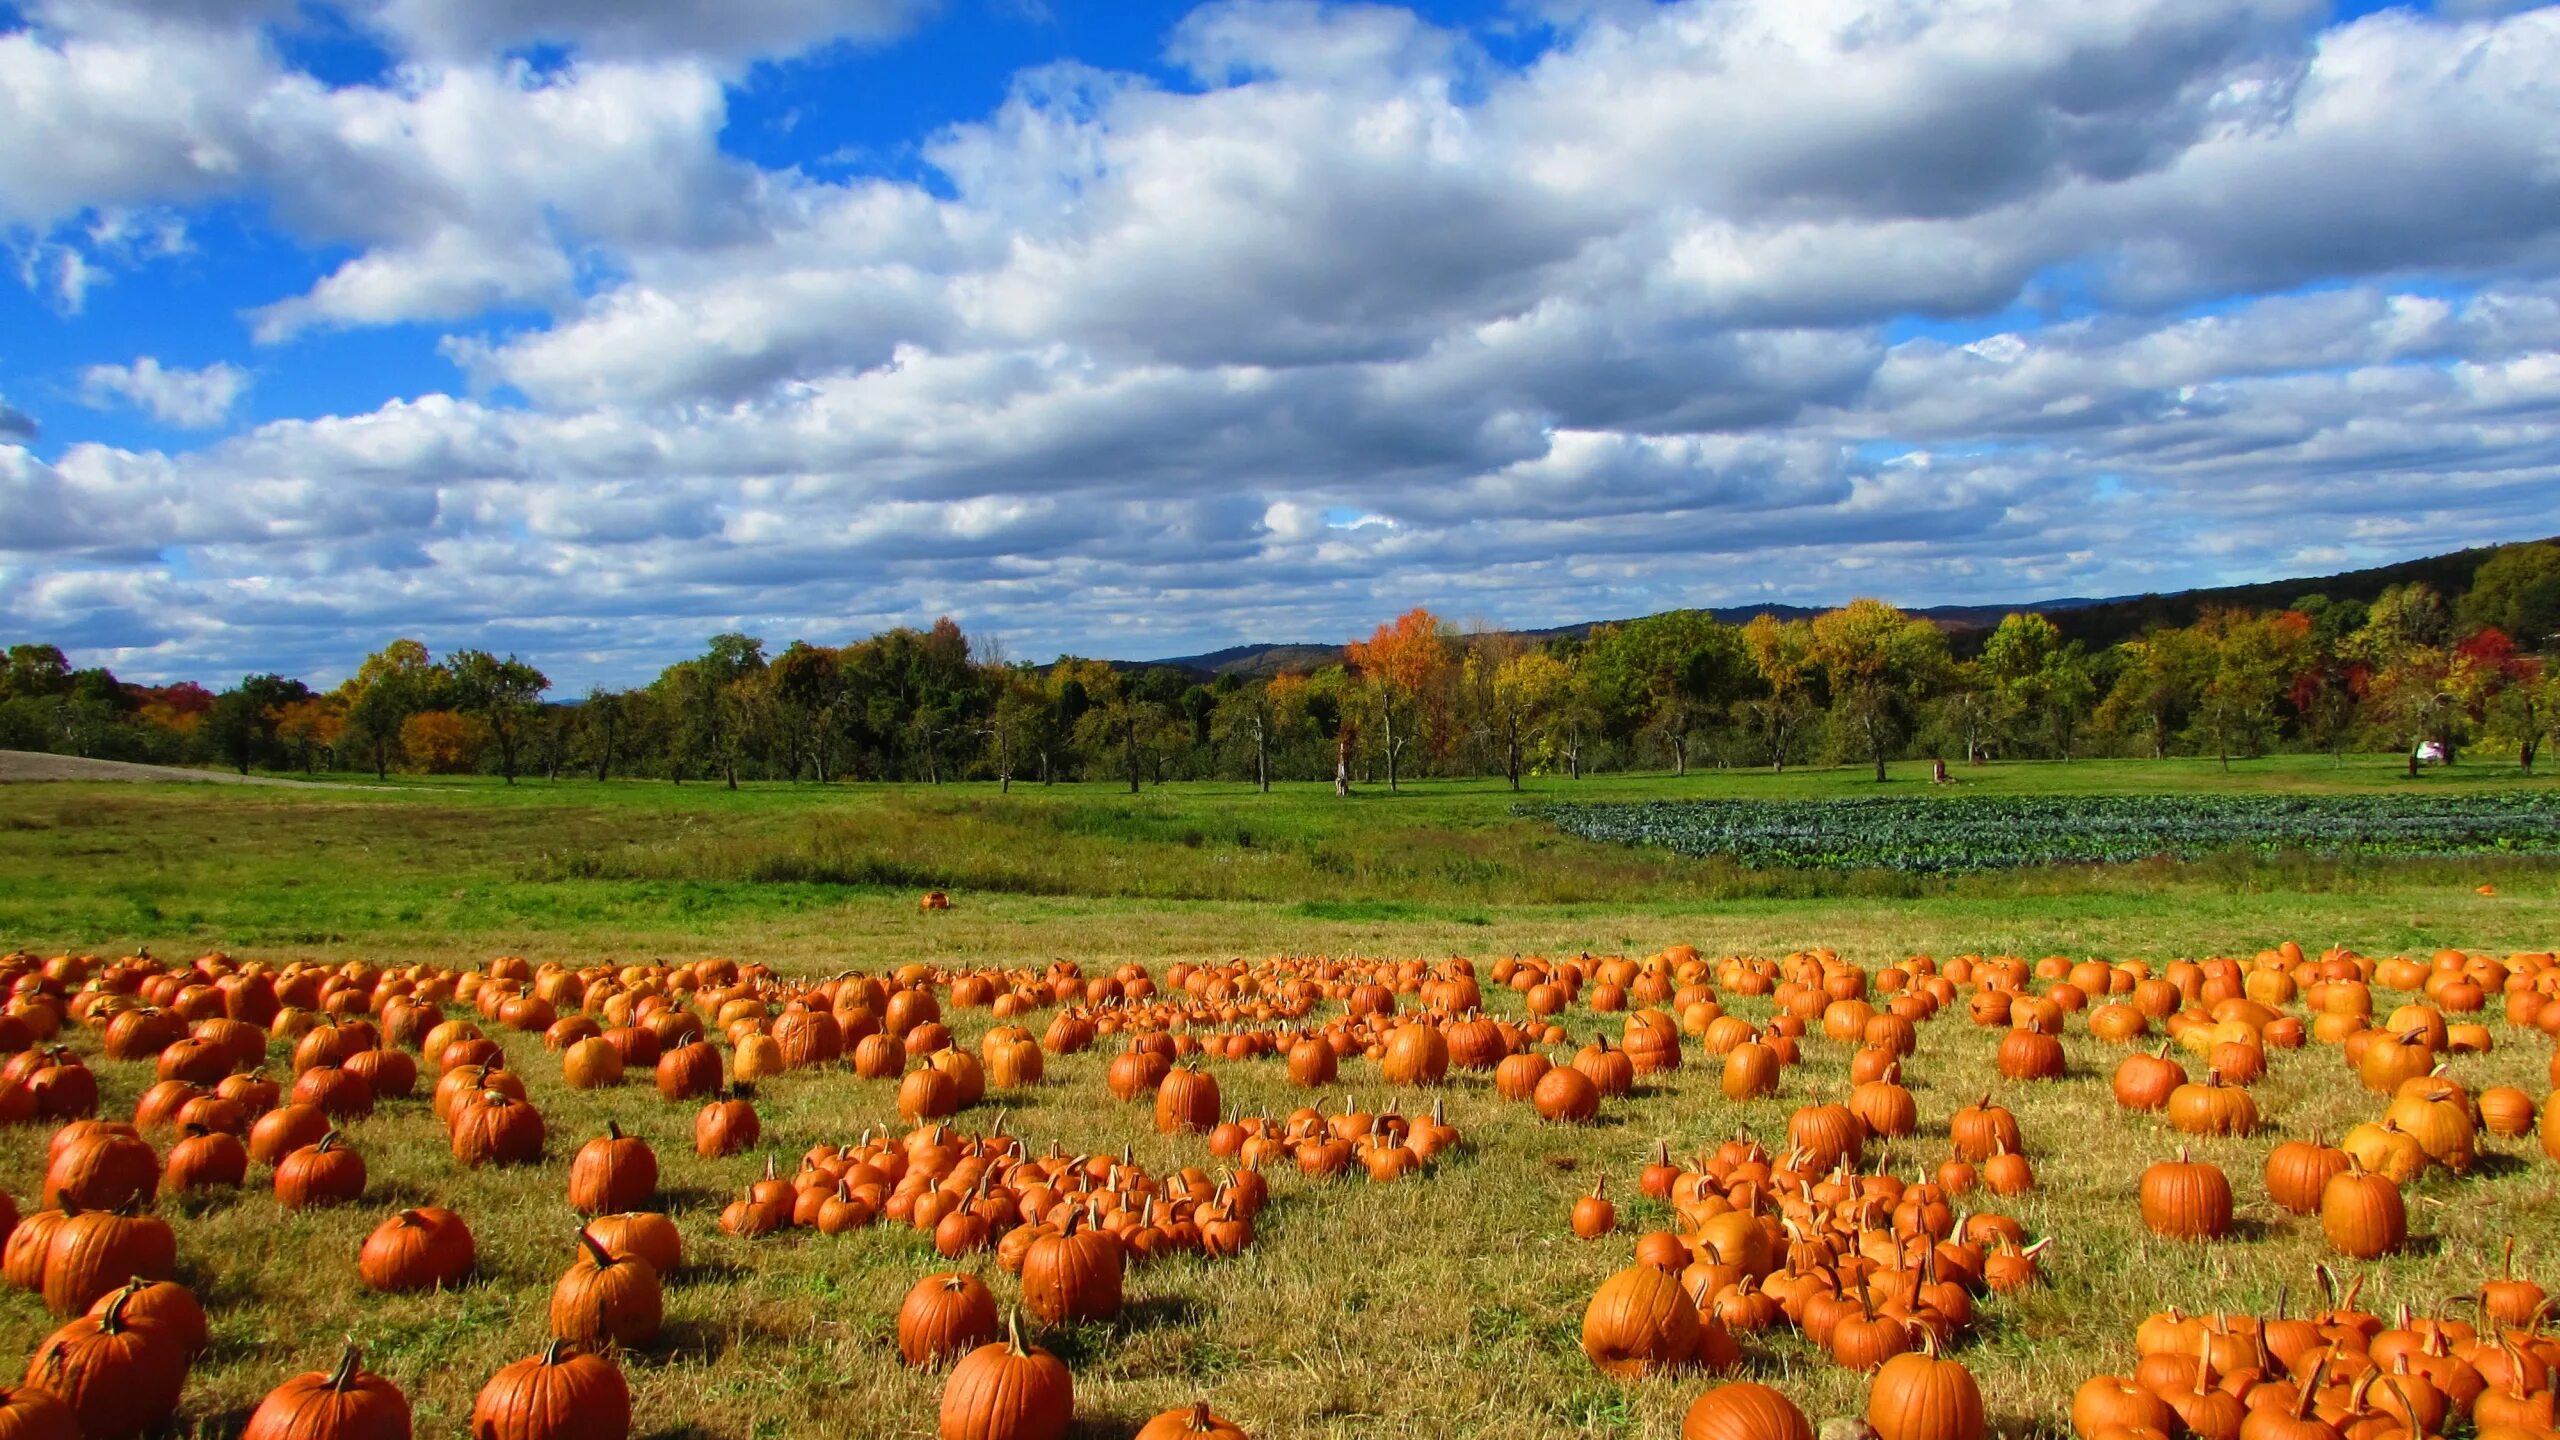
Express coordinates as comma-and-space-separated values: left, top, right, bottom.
1521, 791, 2560, 873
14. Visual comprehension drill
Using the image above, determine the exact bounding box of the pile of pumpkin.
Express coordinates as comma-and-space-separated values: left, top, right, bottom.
1578, 1118, 2045, 1382
709, 1118, 1269, 1267
2069, 1258, 2559, 1440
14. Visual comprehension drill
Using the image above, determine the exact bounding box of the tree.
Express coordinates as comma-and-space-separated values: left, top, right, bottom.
1585, 611, 1745, 776
443, 650, 551, 785
577, 687, 629, 781
2193, 609, 2309, 768
400, 710, 482, 773
338, 639, 440, 780
1210, 678, 1281, 792
271, 696, 346, 772
1929, 659, 1998, 765
1073, 673, 1168, 793
2095, 628, 2210, 759
2462, 542, 2560, 654
770, 642, 845, 782
1, 644, 72, 700
2481, 656, 2555, 773
1809, 600, 1948, 782
1344, 608, 1451, 794
1483, 648, 1570, 790
983, 668, 1052, 793
1738, 614, 1818, 771
202, 674, 310, 774
1981, 612, 2096, 760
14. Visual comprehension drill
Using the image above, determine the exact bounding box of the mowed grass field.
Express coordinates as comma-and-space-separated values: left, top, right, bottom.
1, 755, 2557, 1438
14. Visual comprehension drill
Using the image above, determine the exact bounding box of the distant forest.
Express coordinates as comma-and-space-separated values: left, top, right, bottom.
5, 539, 2556, 787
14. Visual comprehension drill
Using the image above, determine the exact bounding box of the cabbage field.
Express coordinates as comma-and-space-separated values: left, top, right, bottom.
1524, 791, 2560, 872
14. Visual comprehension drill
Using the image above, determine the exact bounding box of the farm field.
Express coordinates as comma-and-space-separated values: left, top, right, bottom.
0, 757, 2557, 1439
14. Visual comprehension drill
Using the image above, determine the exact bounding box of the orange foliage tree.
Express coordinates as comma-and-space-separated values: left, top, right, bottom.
1345, 607, 1451, 793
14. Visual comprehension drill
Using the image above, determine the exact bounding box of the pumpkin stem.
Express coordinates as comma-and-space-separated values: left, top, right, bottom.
577, 1225, 614, 1268
326, 1344, 366, 1392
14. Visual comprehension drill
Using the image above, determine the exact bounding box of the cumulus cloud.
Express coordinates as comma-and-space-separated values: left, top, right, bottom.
5, 0, 2560, 682
78, 358, 253, 428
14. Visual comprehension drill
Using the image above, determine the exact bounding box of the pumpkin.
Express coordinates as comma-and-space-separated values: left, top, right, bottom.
560, 1038, 624, 1090
1867, 1338, 1984, 1440
2138, 1149, 2232, 1240
551, 1227, 663, 1349
470, 1340, 630, 1440
2478, 1086, 2536, 1139
1021, 1213, 1122, 1325
1681, 1383, 1810, 1440
162, 1126, 249, 1195
1948, 1098, 2021, 1162
450, 1092, 546, 1168
1133, 1403, 1248, 1440
2264, 1134, 2350, 1216
41, 1209, 176, 1317
1581, 1264, 1700, 1379
567, 1124, 657, 1215
899, 1273, 1000, 1367
360, 1208, 475, 1293
1532, 1065, 1600, 1123
653, 1042, 723, 1102
276, 1132, 367, 1208
1571, 1180, 1616, 1239
0, 1384, 74, 1440
1721, 1043, 1780, 1101
85, 1279, 205, 1358
40, 1130, 156, 1212
694, 1091, 761, 1158
582, 1213, 682, 1277
1787, 1104, 1867, 1173
1285, 1038, 1338, 1088
241, 1345, 411, 1440
939, 1315, 1072, 1440
1154, 1067, 1220, 1135
249, 1104, 332, 1167
2320, 1159, 2408, 1259
1378, 1025, 1450, 1086
21, 1284, 188, 1440
2165, 1077, 2259, 1137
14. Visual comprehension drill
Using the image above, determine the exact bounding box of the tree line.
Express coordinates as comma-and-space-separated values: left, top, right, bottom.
5, 541, 2556, 786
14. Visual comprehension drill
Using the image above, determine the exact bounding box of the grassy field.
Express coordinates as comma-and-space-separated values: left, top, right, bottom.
1, 755, 2556, 1438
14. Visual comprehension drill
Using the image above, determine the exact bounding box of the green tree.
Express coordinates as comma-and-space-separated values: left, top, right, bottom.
202, 674, 310, 774
339, 639, 438, 780
2462, 542, 2560, 654
1483, 648, 1570, 790
443, 650, 551, 785
1809, 599, 1949, 782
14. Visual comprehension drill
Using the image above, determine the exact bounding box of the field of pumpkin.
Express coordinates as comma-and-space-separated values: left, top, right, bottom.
0, 938, 2556, 1439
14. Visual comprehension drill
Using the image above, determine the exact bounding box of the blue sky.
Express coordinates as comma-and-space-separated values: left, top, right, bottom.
4, 0, 2559, 685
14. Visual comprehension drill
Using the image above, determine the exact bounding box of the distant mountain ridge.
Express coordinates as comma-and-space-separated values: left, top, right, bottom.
1131, 539, 2548, 679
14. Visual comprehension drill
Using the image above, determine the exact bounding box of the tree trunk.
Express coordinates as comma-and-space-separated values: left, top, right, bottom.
1506, 735, 1522, 791
1383, 706, 1399, 793
1256, 724, 1270, 793
1672, 735, 1688, 777
1334, 726, 1352, 797
724, 756, 738, 791
1124, 717, 1140, 794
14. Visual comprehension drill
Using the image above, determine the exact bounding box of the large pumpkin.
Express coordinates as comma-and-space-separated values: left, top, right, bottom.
1133, 1403, 1249, 1440
899, 1273, 1001, 1367
1681, 1382, 1811, 1440
360, 1208, 476, 1293
939, 1318, 1072, 1440
2138, 1150, 2232, 1240
1580, 1264, 1700, 1379
241, 1345, 412, 1440
550, 1228, 662, 1349
1021, 1214, 1123, 1325
471, 1340, 630, 1440
1867, 1342, 1985, 1440
21, 1284, 188, 1440
2320, 1161, 2408, 1259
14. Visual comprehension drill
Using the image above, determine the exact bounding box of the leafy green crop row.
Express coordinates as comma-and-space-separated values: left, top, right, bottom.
1522, 790, 2560, 873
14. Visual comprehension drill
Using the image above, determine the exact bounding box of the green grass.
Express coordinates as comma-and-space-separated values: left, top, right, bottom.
2, 755, 2558, 1436
3, 755, 2557, 962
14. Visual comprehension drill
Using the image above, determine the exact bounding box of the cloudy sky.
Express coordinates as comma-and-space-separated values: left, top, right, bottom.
4, 0, 2559, 687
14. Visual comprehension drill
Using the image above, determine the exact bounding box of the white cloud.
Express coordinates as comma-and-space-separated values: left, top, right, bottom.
78, 357, 253, 428
5, 0, 2560, 680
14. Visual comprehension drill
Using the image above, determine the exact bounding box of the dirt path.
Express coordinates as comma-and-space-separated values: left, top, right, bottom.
0, 750, 366, 787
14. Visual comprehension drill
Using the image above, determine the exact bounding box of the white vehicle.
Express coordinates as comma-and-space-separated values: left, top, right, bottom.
2414, 740, 2448, 765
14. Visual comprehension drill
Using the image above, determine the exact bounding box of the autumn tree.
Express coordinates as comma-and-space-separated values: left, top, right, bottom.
399, 710, 481, 773
1483, 648, 1570, 790
271, 696, 346, 772
1345, 607, 1451, 794
1738, 614, 1818, 771
202, 673, 310, 775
